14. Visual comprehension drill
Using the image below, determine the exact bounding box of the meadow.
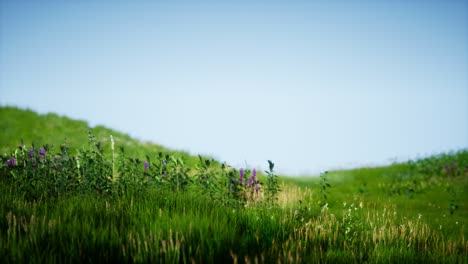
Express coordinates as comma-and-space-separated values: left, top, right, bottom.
0, 106, 467, 263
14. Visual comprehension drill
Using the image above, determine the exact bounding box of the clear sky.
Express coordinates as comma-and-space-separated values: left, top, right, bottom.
1, 0, 467, 175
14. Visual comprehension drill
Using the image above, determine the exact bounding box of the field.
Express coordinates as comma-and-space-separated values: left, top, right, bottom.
0, 106, 467, 263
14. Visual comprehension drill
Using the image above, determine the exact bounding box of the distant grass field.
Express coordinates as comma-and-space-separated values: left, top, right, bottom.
1, 106, 467, 263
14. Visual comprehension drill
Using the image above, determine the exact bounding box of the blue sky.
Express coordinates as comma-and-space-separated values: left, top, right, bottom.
1, 0, 467, 175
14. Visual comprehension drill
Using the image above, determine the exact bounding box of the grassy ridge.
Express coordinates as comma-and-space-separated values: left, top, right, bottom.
1, 106, 467, 263
0, 106, 201, 167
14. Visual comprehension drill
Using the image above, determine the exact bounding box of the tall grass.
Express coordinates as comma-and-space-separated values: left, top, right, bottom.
1, 184, 466, 263
1, 109, 467, 262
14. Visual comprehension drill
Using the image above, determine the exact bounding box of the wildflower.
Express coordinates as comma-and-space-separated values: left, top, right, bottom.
247, 168, 258, 187
10, 157, 17, 166
28, 148, 34, 158
39, 148, 46, 157
255, 183, 261, 193
144, 161, 149, 172
247, 176, 253, 187
239, 168, 244, 184
5, 159, 11, 168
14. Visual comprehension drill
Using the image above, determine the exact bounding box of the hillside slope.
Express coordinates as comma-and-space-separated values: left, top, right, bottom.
0, 106, 201, 166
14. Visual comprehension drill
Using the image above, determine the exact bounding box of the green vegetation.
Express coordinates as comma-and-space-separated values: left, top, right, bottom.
0, 106, 467, 263
0, 106, 201, 167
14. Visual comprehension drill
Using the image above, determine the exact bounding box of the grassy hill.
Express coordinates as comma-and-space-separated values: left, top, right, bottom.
0, 106, 467, 263
0, 106, 202, 167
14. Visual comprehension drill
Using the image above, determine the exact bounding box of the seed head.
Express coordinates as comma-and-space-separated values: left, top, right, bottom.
110, 135, 115, 152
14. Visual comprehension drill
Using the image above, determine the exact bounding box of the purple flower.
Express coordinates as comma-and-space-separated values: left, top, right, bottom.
144, 161, 149, 172
28, 148, 34, 158
247, 177, 253, 187
252, 168, 258, 184
39, 148, 46, 157
239, 168, 245, 184
5, 157, 17, 167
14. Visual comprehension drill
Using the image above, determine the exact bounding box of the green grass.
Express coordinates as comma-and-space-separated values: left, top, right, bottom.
0, 106, 203, 167
0, 106, 467, 263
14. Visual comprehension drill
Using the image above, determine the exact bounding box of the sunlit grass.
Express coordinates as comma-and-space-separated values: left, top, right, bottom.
0, 106, 467, 263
